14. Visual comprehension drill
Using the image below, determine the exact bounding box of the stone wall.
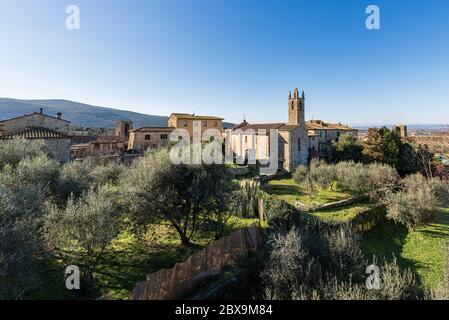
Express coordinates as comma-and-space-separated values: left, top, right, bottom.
44, 138, 72, 162
130, 225, 263, 300
128, 129, 173, 151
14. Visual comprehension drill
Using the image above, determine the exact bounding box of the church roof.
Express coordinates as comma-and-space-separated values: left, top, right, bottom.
232, 123, 285, 131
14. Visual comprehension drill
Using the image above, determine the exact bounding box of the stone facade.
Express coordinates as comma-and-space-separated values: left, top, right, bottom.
231, 88, 309, 173
168, 113, 223, 142
128, 127, 175, 151
306, 120, 358, 158
394, 125, 408, 138
0, 126, 71, 162
0, 111, 70, 136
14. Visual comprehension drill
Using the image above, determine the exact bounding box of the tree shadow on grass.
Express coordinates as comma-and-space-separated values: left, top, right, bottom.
93, 242, 205, 299
262, 184, 299, 196
361, 222, 424, 285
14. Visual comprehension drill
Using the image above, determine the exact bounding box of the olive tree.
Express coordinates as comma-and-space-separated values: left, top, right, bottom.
56, 159, 95, 201
44, 186, 121, 291
122, 149, 235, 246
0, 181, 45, 299
262, 225, 419, 300
335, 161, 399, 200
386, 174, 449, 229
0, 138, 48, 170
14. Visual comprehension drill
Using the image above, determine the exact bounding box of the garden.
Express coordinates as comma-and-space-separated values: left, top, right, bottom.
2, 129, 449, 300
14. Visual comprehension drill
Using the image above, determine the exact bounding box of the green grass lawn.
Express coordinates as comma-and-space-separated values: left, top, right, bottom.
262, 177, 352, 206
362, 208, 449, 290
29, 216, 259, 300
311, 202, 374, 224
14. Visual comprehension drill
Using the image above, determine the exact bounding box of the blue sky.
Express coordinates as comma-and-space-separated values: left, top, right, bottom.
0, 0, 448, 125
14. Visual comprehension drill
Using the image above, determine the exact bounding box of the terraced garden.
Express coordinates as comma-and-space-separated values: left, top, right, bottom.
262, 176, 449, 291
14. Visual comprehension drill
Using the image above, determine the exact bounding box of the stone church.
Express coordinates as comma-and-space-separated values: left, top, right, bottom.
231, 88, 309, 173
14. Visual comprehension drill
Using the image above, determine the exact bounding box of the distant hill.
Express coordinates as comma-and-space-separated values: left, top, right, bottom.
352, 124, 449, 131
0, 98, 234, 129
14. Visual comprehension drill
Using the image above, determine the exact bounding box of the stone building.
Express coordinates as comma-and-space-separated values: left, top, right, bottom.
0, 108, 70, 136
306, 120, 358, 159
0, 110, 71, 162
71, 120, 132, 160
231, 88, 309, 173
128, 127, 175, 151
168, 113, 223, 142
394, 125, 408, 138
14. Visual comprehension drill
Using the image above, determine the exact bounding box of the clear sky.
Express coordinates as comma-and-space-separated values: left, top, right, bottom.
0, 0, 448, 125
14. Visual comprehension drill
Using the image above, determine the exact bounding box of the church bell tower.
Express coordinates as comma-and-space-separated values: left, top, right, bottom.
288, 88, 305, 126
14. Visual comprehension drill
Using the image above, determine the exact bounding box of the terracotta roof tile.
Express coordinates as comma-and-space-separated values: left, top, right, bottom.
0, 126, 70, 139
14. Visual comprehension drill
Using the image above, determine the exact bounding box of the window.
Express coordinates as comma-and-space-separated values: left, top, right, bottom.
145, 134, 151, 140
183, 121, 188, 126
203, 120, 207, 127
160, 134, 168, 139
214, 121, 218, 127
244, 136, 248, 143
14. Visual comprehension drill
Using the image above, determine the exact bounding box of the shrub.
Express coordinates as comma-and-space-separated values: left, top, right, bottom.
322, 257, 418, 300
261, 224, 365, 300
428, 177, 449, 207
89, 161, 123, 187
0, 139, 49, 170
261, 224, 420, 300
292, 165, 308, 186
57, 159, 95, 200
0, 180, 45, 299
230, 179, 260, 218
261, 228, 320, 300
333, 134, 364, 163
335, 161, 398, 200
264, 196, 296, 229
44, 186, 121, 291
373, 256, 419, 300
308, 160, 336, 191
386, 174, 442, 229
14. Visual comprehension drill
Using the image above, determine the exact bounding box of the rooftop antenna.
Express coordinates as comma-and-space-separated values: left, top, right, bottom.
243, 113, 246, 122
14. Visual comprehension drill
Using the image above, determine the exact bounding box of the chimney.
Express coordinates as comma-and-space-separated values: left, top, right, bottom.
57, 112, 62, 120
